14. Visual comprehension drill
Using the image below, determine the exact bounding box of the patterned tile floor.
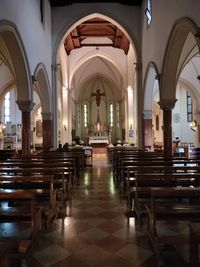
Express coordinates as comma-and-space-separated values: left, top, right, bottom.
23, 154, 190, 266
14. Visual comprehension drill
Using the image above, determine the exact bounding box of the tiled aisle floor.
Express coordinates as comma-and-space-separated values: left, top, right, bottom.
27, 154, 188, 267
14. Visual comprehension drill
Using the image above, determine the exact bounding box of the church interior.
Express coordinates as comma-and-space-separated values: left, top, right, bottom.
0, 0, 200, 266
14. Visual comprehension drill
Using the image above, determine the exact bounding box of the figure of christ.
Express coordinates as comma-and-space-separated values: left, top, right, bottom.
92, 89, 105, 107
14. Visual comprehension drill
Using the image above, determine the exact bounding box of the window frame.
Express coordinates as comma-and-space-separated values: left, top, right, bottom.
187, 92, 193, 122
145, 0, 152, 26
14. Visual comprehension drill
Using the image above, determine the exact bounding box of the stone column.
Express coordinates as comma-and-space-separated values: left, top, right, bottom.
42, 112, 52, 152
143, 110, 153, 150
16, 100, 35, 157
62, 87, 68, 144
135, 62, 143, 148
158, 99, 176, 158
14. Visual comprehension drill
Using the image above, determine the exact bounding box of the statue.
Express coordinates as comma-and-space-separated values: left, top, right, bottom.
92, 89, 105, 107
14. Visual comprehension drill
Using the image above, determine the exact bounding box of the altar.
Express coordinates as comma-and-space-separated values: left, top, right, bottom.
89, 135, 109, 145
89, 133, 109, 145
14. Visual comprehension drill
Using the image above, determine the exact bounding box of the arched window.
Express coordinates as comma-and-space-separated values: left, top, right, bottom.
187, 92, 193, 122
84, 104, 88, 127
4, 92, 10, 123
109, 103, 113, 127
145, 0, 152, 25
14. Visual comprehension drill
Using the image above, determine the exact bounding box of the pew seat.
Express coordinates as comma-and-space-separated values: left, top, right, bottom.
0, 175, 58, 227
145, 188, 200, 256
0, 190, 42, 266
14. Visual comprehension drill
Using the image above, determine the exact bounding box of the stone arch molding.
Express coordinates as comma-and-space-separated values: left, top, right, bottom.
53, 12, 141, 84
143, 61, 160, 118
0, 20, 32, 104
160, 17, 200, 103
33, 63, 52, 115
178, 78, 200, 113
54, 11, 140, 57
69, 50, 125, 89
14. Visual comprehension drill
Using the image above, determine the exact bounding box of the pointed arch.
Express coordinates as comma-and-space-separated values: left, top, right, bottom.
160, 17, 200, 100
69, 50, 125, 89
0, 20, 32, 102
143, 61, 160, 112
33, 63, 52, 114
53, 11, 141, 67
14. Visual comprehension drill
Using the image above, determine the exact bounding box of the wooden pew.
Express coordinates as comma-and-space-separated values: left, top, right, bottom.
188, 222, 200, 267
10, 149, 83, 181
145, 187, 200, 254
5, 159, 77, 185
112, 152, 181, 181
121, 164, 200, 194
31, 149, 84, 173
0, 175, 57, 227
0, 190, 42, 266
0, 167, 71, 213
120, 159, 199, 192
127, 172, 200, 219
0, 240, 16, 267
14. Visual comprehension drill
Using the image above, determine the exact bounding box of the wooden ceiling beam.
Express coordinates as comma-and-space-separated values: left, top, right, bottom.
64, 18, 130, 54
72, 34, 122, 39
81, 21, 112, 26
81, 43, 113, 47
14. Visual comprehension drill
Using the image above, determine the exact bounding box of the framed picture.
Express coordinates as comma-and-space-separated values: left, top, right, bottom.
129, 129, 134, 137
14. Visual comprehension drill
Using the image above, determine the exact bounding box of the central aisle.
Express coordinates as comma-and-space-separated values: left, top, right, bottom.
30, 154, 157, 267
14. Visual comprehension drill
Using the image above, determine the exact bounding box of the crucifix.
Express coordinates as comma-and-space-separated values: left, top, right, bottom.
92, 89, 105, 107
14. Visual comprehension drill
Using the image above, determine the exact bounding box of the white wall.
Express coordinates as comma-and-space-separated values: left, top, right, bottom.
173, 83, 198, 146
0, 0, 52, 90
142, 0, 200, 83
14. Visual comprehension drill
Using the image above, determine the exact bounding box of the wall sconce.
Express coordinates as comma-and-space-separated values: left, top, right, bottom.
63, 124, 67, 131
190, 120, 197, 132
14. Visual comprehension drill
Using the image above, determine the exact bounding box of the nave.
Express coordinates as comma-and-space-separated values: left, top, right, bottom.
26, 153, 158, 267
12, 153, 190, 267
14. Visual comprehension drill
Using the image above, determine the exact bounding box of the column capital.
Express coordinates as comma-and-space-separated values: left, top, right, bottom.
16, 100, 35, 112
134, 62, 142, 71
62, 86, 69, 93
42, 112, 52, 120
158, 99, 177, 110
143, 110, 152, 119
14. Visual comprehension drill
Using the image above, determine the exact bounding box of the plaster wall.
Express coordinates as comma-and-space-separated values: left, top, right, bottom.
0, 0, 52, 89
9, 89, 21, 125
0, 63, 13, 89
142, 0, 200, 84
173, 83, 198, 146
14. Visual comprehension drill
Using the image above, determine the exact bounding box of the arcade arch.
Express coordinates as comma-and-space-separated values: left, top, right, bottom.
53, 13, 140, 147
143, 18, 200, 156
